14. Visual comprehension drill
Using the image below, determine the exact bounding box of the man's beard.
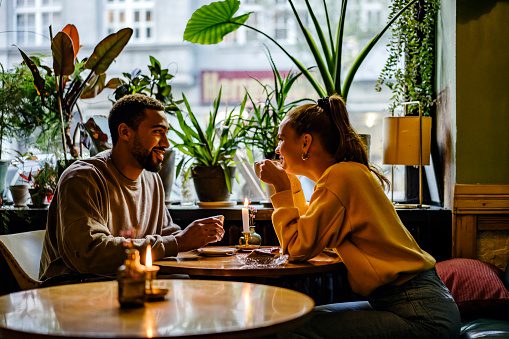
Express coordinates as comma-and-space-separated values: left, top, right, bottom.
131, 136, 164, 172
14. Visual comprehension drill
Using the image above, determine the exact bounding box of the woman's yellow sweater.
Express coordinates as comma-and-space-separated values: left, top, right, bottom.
271, 162, 435, 297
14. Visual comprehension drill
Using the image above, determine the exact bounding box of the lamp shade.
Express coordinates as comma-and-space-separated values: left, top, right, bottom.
383, 116, 432, 165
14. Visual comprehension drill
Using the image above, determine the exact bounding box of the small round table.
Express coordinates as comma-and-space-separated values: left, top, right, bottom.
155, 247, 343, 278
0, 280, 314, 338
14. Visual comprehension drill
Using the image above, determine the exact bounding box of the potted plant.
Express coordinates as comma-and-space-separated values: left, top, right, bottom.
0, 63, 56, 200
9, 152, 38, 208
112, 56, 182, 204
184, 0, 419, 100
243, 53, 309, 160
19, 24, 133, 162
171, 89, 248, 202
28, 162, 58, 208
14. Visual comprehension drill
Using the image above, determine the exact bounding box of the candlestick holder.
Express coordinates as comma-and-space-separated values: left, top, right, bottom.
145, 266, 168, 301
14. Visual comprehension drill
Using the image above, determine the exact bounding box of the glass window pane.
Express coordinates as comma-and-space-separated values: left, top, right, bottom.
146, 27, 151, 38
134, 11, 140, 22
146, 11, 151, 22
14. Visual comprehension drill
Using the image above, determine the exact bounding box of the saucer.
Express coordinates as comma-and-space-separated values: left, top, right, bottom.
197, 247, 237, 256
197, 201, 236, 208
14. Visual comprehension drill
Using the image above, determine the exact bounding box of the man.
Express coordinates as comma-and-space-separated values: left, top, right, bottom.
39, 94, 224, 282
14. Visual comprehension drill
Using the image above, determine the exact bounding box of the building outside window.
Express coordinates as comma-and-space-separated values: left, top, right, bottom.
14, 0, 62, 46
0, 0, 417, 203
104, 0, 154, 42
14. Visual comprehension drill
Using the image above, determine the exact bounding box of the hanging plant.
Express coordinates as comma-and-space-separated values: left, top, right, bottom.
376, 0, 440, 116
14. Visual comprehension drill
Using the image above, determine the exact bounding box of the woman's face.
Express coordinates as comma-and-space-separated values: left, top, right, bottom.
275, 119, 306, 175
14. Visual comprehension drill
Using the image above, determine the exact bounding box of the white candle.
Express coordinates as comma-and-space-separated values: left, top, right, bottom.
242, 198, 250, 233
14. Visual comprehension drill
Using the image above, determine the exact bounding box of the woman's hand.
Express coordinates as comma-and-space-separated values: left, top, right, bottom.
256, 160, 291, 193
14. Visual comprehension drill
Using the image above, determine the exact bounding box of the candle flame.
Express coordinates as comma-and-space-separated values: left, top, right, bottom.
244, 198, 249, 207
146, 244, 152, 268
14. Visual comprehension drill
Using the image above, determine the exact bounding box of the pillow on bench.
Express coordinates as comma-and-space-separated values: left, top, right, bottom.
436, 258, 509, 321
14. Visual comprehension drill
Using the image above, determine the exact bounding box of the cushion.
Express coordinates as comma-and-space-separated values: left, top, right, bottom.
436, 258, 509, 321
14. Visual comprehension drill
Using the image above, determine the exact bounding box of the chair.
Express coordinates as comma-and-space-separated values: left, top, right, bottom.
0, 230, 45, 291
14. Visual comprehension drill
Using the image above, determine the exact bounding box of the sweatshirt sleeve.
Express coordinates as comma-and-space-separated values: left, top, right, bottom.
271, 186, 346, 261
57, 171, 178, 275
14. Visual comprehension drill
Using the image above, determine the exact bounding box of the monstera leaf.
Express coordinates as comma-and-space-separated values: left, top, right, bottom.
184, 0, 250, 44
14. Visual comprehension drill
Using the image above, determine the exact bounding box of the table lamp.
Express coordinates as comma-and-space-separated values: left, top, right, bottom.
382, 101, 432, 208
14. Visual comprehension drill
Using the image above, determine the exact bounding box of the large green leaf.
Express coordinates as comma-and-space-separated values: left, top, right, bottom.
183, 0, 251, 44
51, 31, 75, 76
85, 28, 133, 74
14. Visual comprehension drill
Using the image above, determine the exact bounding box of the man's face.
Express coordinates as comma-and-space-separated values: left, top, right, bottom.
130, 109, 170, 172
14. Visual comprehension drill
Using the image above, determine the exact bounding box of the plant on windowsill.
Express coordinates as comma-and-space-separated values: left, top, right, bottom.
9, 151, 37, 208
18, 24, 133, 162
28, 162, 58, 208
170, 89, 248, 202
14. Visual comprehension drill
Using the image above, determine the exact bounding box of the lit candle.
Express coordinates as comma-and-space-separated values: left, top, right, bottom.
242, 198, 250, 233
146, 244, 153, 268
145, 244, 159, 293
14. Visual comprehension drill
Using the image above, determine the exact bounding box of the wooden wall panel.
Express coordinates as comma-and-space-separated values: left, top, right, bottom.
453, 184, 509, 258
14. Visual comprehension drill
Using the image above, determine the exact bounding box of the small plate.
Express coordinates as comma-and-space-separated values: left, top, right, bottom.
197, 247, 237, 256
235, 244, 261, 251
197, 201, 236, 208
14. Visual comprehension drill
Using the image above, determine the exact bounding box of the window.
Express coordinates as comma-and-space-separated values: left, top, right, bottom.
15, 0, 62, 46
104, 0, 155, 43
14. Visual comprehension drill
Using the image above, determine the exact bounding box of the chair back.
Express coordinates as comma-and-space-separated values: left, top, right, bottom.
0, 230, 45, 290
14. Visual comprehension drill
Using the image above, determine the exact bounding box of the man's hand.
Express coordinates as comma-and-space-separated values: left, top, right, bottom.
174, 215, 225, 252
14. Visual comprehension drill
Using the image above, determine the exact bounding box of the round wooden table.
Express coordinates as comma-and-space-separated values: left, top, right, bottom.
155, 247, 343, 278
0, 280, 314, 338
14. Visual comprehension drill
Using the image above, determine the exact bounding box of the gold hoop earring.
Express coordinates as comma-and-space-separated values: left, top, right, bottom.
301, 152, 310, 161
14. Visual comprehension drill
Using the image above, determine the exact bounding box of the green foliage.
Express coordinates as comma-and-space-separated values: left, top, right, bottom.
170, 90, 248, 193
0, 63, 58, 158
32, 162, 58, 195
376, 0, 440, 116
184, 0, 418, 100
244, 53, 310, 159
112, 56, 181, 114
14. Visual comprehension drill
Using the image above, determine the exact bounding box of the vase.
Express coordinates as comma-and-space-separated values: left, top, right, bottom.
10, 184, 30, 207
158, 148, 176, 206
0, 160, 10, 203
239, 225, 262, 246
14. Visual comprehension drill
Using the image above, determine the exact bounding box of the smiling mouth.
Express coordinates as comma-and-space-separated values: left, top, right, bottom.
152, 149, 165, 161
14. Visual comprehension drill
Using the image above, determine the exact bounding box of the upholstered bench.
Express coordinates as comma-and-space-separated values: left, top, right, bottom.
436, 258, 509, 339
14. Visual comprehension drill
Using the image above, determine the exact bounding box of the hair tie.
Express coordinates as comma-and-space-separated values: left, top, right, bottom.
317, 97, 330, 113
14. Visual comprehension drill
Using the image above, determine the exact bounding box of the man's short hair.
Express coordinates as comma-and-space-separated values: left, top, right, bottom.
108, 94, 165, 145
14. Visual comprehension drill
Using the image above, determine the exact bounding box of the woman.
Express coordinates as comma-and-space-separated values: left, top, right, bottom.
257, 95, 460, 339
